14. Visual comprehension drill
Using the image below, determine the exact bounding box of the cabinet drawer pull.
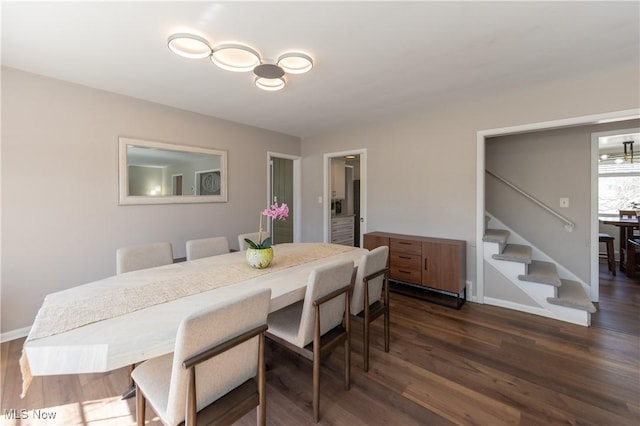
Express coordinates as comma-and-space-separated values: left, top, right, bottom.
398, 270, 412, 274
424, 258, 428, 270
398, 242, 411, 245
399, 255, 411, 260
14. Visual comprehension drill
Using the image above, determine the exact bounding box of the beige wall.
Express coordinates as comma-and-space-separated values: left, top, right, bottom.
1, 67, 300, 333
300, 65, 640, 298
2, 63, 639, 334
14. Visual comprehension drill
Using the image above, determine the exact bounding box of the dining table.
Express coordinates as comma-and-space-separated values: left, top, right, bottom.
599, 216, 639, 273
20, 243, 368, 396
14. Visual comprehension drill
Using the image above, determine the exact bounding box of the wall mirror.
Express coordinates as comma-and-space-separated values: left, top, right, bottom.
118, 137, 228, 205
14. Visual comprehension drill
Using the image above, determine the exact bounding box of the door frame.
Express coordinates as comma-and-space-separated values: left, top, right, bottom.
323, 149, 367, 246
267, 152, 302, 243
590, 126, 640, 301
476, 108, 639, 304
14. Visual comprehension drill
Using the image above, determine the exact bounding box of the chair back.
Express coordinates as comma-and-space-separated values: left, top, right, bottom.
619, 210, 638, 219
186, 236, 230, 260
350, 246, 389, 316
116, 242, 173, 274
165, 288, 271, 426
296, 259, 354, 347
238, 232, 270, 250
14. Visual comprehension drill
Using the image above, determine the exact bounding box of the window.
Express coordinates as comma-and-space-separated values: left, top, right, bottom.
598, 133, 640, 215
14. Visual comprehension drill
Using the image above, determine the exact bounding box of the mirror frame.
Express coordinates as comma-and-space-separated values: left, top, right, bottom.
118, 137, 228, 205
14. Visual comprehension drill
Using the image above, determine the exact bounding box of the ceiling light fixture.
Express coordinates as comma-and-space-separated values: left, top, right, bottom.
167, 32, 313, 91
211, 43, 261, 72
277, 52, 314, 74
253, 63, 286, 91
167, 33, 212, 59
255, 76, 286, 91
600, 140, 637, 165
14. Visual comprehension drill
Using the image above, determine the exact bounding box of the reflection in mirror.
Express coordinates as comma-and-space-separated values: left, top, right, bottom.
118, 137, 227, 205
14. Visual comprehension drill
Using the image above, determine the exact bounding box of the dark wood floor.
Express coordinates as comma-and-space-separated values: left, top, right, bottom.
2, 264, 638, 425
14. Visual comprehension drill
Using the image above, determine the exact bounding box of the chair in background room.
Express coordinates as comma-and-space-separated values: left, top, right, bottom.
186, 236, 230, 261
132, 288, 271, 426
350, 246, 390, 372
238, 232, 270, 250
619, 210, 639, 271
265, 260, 354, 423
116, 242, 173, 274
598, 233, 616, 276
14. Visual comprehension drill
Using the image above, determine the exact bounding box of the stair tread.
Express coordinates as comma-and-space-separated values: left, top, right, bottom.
492, 244, 532, 264
518, 260, 561, 287
547, 279, 596, 313
483, 229, 510, 244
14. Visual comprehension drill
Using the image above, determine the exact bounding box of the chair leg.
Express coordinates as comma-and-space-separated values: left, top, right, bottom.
607, 239, 616, 276
312, 355, 320, 423
345, 329, 351, 391
135, 385, 145, 426
345, 302, 350, 390
313, 307, 321, 423
363, 315, 370, 372
384, 279, 390, 353
384, 308, 390, 353
257, 334, 266, 426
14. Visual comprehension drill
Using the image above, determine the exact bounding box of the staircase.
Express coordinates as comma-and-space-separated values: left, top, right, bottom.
483, 215, 596, 326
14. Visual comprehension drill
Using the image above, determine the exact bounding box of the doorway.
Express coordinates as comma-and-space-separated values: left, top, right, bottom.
323, 149, 367, 247
476, 109, 640, 304
591, 127, 640, 300
268, 152, 301, 244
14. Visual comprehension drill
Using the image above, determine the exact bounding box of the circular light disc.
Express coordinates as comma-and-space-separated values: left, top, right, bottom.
277, 52, 313, 74
167, 33, 211, 59
211, 44, 260, 72
254, 63, 285, 79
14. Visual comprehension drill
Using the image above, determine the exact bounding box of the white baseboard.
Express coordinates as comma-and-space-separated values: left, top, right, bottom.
0, 326, 30, 343
484, 297, 556, 320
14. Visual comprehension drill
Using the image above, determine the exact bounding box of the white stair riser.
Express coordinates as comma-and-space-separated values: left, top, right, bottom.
484, 241, 590, 326
484, 241, 502, 256
518, 281, 557, 299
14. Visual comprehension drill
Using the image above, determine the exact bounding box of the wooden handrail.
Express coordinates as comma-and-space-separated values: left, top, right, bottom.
486, 169, 575, 232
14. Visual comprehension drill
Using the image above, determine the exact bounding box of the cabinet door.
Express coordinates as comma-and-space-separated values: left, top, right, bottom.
363, 234, 389, 267
331, 159, 346, 199
422, 241, 464, 293
363, 234, 389, 251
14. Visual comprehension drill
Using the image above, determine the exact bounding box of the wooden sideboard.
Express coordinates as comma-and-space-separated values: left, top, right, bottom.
364, 231, 466, 308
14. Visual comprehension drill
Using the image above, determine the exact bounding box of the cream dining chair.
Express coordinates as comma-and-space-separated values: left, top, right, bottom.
186, 236, 230, 260
116, 242, 173, 274
132, 288, 271, 426
350, 246, 390, 372
238, 232, 270, 250
265, 259, 354, 423
116, 241, 174, 399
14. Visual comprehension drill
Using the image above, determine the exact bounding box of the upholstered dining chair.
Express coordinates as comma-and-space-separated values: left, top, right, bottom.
132, 287, 271, 426
350, 246, 390, 372
116, 242, 173, 274
238, 232, 270, 250
186, 236, 230, 260
116, 242, 175, 399
265, 259, 354, 423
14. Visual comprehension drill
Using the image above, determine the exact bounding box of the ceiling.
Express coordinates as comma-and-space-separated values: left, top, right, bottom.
2, 1, 639, 138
